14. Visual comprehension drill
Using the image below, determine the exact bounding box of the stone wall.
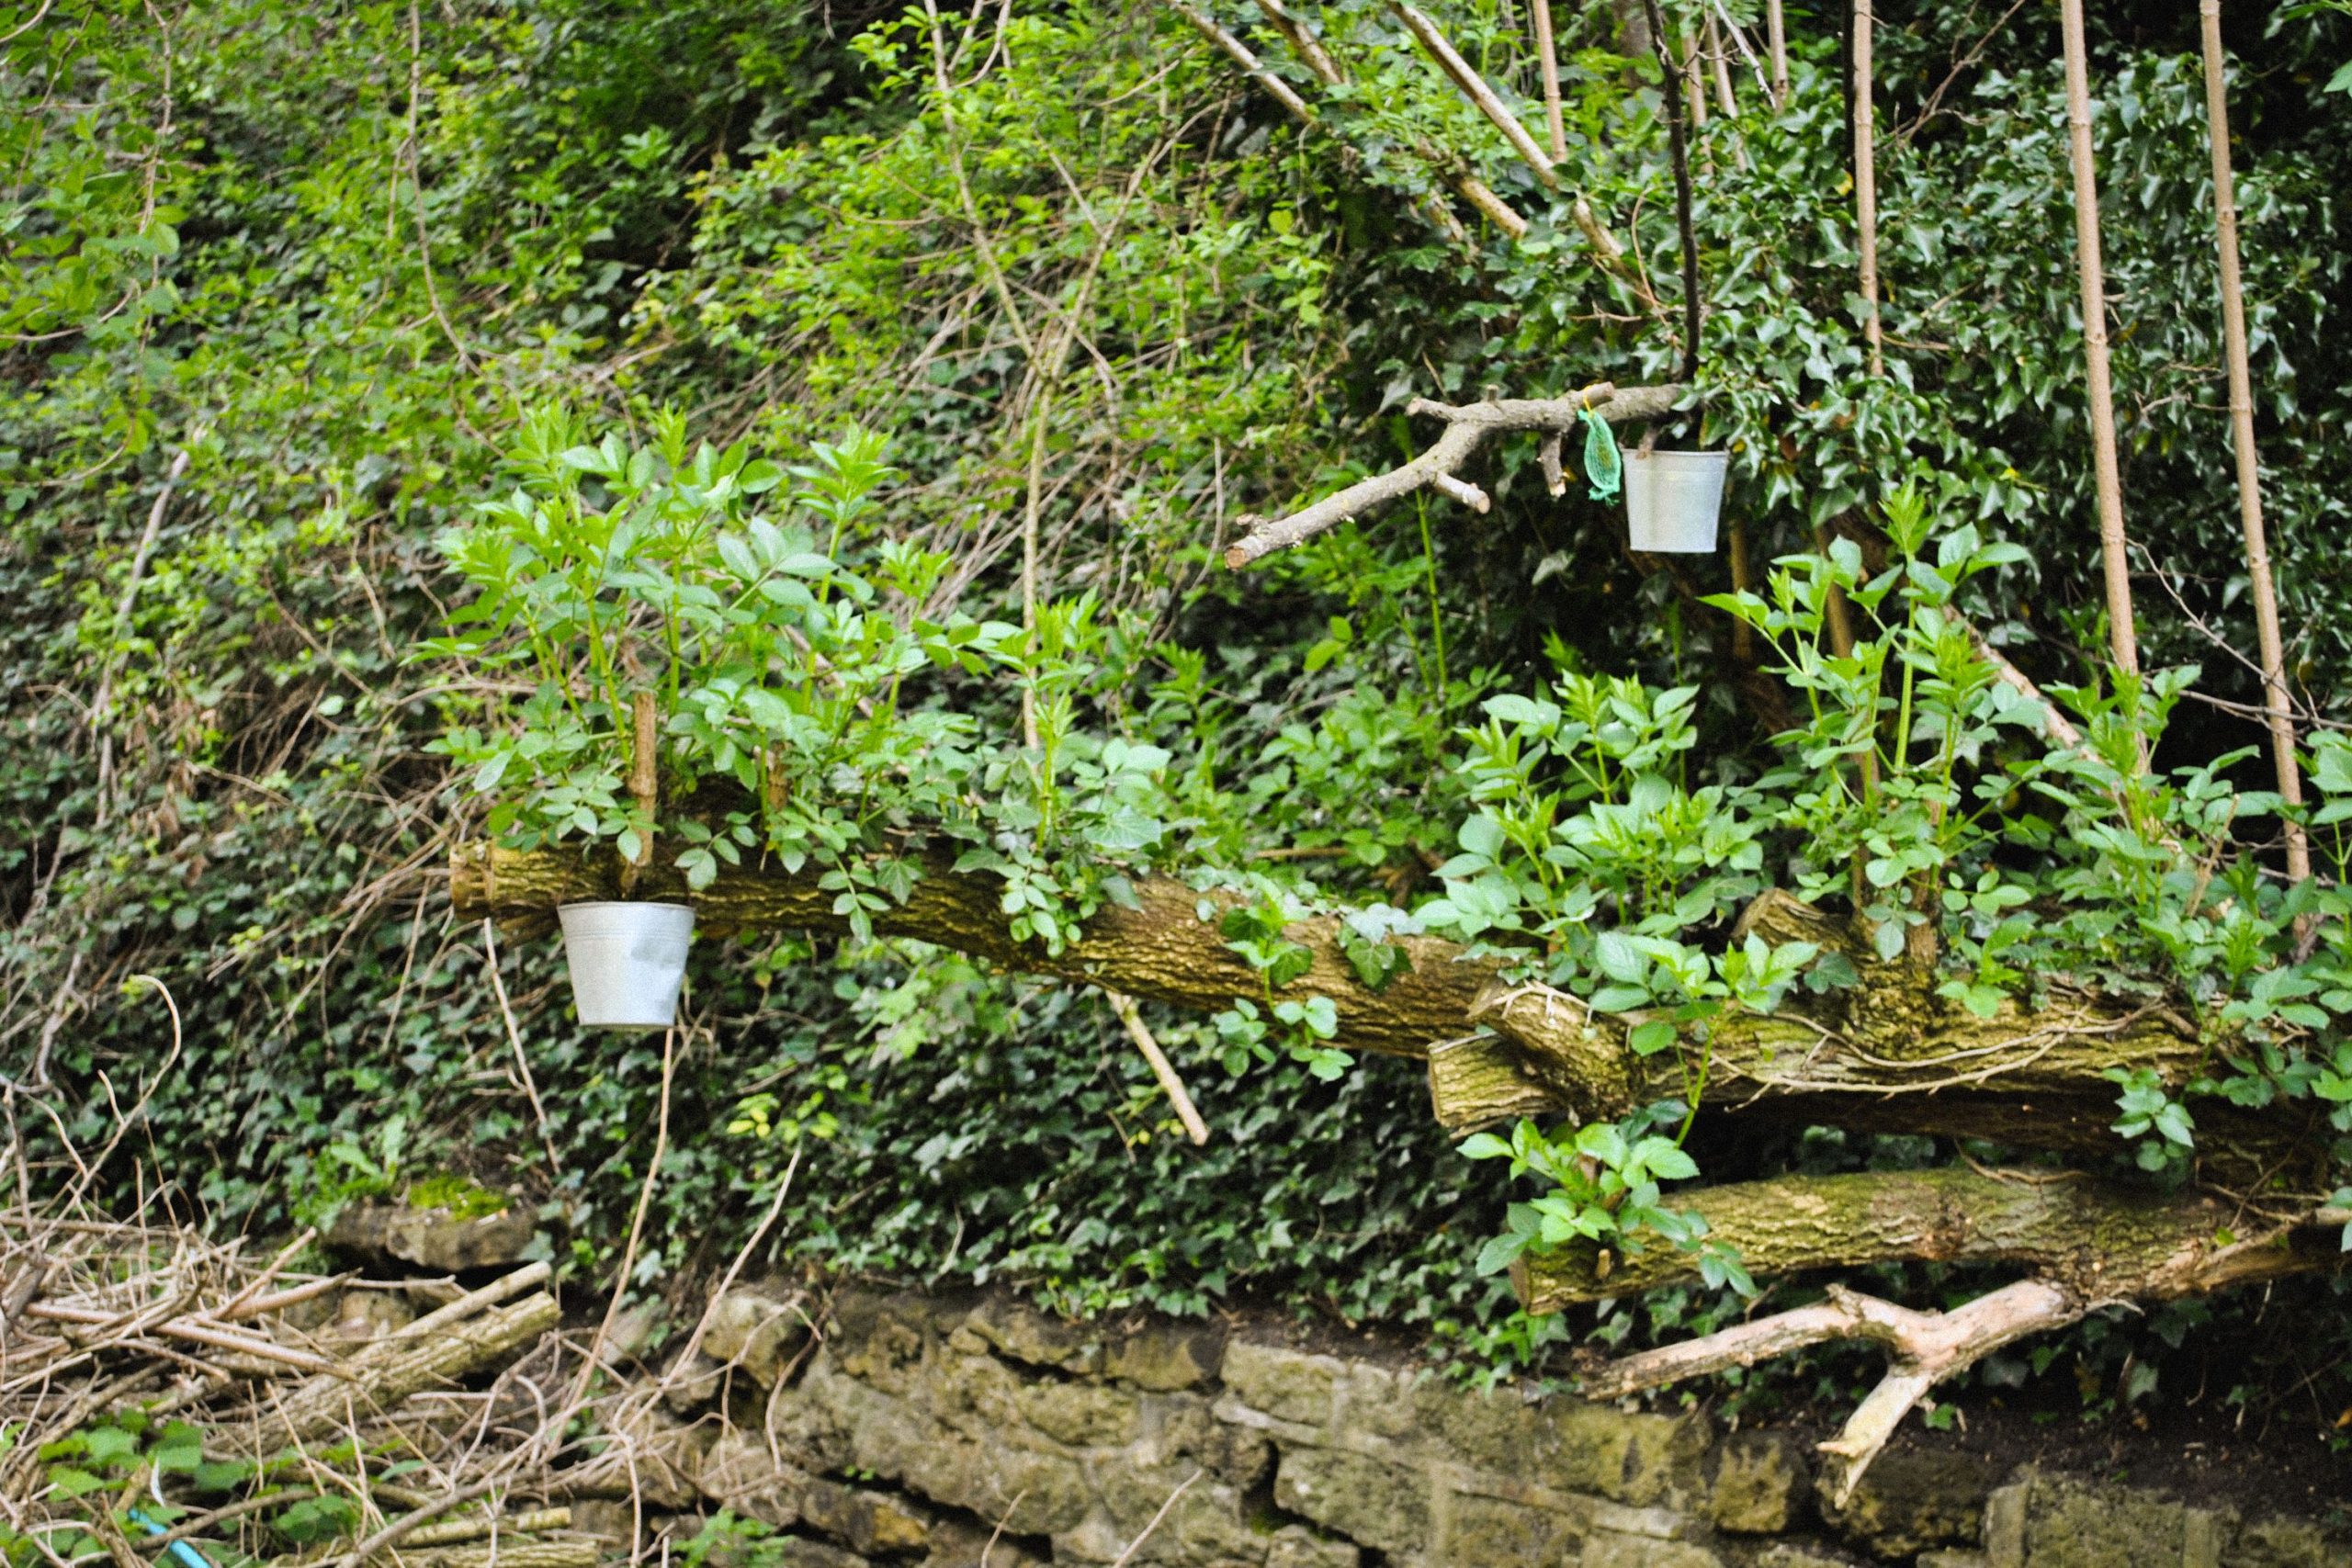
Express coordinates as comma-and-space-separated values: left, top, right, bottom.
597, 1283, 2349, 1568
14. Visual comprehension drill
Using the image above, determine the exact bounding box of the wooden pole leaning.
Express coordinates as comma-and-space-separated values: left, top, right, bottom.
2198, 0, 2310, 882
2057, 0, 2143, 683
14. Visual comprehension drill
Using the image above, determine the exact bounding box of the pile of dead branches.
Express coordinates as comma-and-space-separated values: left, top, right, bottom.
0, 1199, 640, 1568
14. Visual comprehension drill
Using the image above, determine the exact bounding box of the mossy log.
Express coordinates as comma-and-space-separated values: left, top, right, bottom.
452, 847, 2320, 1175
453, 842, 1488, 1058
1510, 1165, 2339, 1314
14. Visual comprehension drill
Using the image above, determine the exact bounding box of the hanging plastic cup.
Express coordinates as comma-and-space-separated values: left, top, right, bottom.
557, 902, 695, 1029
1624, 449, 1730, 553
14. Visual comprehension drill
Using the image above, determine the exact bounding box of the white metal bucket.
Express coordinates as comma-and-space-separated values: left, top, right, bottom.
557, 901, 694, 1029
1624, 449, 1729, 553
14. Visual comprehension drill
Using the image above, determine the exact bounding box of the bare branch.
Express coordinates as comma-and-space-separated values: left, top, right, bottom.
1571, 195, 1664, 313
1107, 989, 1211, 1145
1945, 607, 2085, 750
1253, 0, 1340, 85
1163, 0, 1316, 123
1223, 382, 1686, 569
1386, 1, 1561, 190
1166, 0, 1521, 243
1588, 1280, 2077, 1506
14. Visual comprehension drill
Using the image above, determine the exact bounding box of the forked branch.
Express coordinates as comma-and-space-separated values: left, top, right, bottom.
1223, 382, 1685, 568
1588, 1280, 2079, 1506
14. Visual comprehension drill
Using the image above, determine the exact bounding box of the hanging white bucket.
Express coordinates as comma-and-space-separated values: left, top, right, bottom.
1624, 449, 1729, 553
557, 902, 694, 1029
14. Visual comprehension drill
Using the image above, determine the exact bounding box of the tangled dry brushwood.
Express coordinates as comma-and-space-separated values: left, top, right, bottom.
0, 1201, 596, 1568
0, 1041, 1210, 1568
0, 1051, 660, 1568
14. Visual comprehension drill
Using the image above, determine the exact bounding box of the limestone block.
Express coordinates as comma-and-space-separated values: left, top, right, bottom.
1441, 1493, 1587, 1568
326, 1192, 533, 1272
2018, 1477, 2229, 1568
765, 1360, 858, 1472
1073, 1470, 1263, 1567
1983, 1483, 2027, 1568
1222, 1342, 1344, 1428
1566, 1403, 1712, 1509
662, 1348, 727, 1416
795, 1475, 932, 1556
920, 1516, 1051, 1568
1420, 1385, 1704, 1508
926, 1351, 1029, 1433
1264, 1525, 1359, 1568
567, 1500, 639, 1549
1822, 1450, 2002, 1560
1331, 1363, 1421, 1443
1148, 1399, 1275, 1490
702, 1283, 811, 1387
1917, 1552, 1989, 1568
1104, 1323, 1225, 1392
1272, 1448, 1432, 1555
761, 1538, 872, 1568
877, 1427, 1095, 1537
696, 1430, 814, 1528
1015, 1377, 1142, 1449
1412, 1378, 1541, 1473
1707, 1431, 1810, 1534
581, 1404, 714, 1508
2231, 1517, 2352, 1568
965, 1296, 1104, 1376
1752, 1548, 1854, 1568
830, 1296, 933, 1397
1577, 1532, 1724, 1568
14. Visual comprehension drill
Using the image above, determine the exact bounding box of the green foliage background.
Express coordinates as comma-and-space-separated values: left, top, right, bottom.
5, 0, 2350, 1423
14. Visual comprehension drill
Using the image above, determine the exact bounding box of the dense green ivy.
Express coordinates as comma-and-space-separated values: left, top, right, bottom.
6, 0, 2352, 1434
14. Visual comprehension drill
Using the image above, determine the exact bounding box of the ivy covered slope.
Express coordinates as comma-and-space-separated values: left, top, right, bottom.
6, 0, 2352, 1451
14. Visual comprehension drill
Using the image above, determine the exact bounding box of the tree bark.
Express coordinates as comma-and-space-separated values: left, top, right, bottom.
454, 843, 1490, 1058
455, 851, 2324, 1180
1510, 1165, 2338, 1314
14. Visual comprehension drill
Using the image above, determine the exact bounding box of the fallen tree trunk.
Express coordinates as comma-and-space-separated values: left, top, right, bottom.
452, 843, 1489, 1058
1563, 1169, 2344, 1504
1509, 1164, 2335, 1314
452, 847, 2319, 1180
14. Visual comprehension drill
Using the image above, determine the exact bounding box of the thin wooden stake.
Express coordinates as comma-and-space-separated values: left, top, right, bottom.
2058, 0, 2142, 682
622, 690, 658, 895
1641, 0, 1704, 383
1853, 0, 1884, 377
1767, 0, 1789, 107
1107, 990, 1210, 1145
2199, 0, 2309, 883
1532, 0, 1567, 160
1704, 7, 1748, 168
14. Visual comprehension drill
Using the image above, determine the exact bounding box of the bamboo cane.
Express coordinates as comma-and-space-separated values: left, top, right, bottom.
1853, 0, 1883, 378
2198, 0, 2309, 882
2057, 0, 2142, 682
1532, 0, 1567, 160
1767, 0, 1789, 107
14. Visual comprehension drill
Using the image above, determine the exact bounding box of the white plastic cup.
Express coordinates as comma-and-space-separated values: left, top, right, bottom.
1624, 449, 1730, 553
557, 902, 695, 1029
